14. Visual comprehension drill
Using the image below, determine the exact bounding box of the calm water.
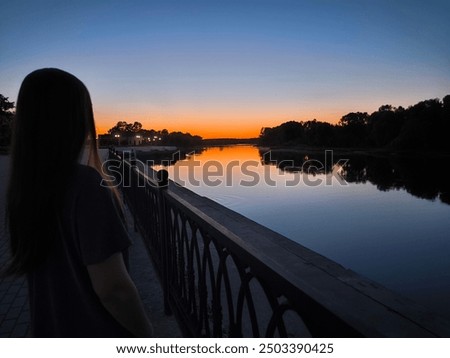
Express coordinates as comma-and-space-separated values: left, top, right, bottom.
153, 145, 450, 319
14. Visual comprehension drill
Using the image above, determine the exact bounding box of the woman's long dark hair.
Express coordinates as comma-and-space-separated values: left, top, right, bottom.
4, 68, 104, 276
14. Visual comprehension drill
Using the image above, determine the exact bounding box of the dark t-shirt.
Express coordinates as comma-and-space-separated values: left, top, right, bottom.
27, 164, 133, 337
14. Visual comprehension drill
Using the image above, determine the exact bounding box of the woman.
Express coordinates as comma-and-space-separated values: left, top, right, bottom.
5, 68, 153, 337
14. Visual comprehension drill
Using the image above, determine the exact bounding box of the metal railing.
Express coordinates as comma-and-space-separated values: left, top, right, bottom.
107, 149, 450, 337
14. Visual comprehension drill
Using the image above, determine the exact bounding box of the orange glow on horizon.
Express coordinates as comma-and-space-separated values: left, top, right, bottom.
94, 109, 342, 139
95, 121, 261, 139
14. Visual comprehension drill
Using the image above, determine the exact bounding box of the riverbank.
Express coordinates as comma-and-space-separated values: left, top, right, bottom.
258, 145, 450, 158
116, 142, 450, 159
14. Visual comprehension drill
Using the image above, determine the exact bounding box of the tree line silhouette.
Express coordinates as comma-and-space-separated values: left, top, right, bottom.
259, 95, 450, 151
2, 93, 449, 152
105, 121, 203, 147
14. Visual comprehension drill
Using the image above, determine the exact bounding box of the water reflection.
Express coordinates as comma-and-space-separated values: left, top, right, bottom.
260, 149, 450, 205
149, 145, 450, 319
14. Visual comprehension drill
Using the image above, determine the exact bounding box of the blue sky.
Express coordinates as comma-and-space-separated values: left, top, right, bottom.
1, 0, 449, 137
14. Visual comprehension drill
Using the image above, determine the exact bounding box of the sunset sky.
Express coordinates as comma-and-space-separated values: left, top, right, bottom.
1, 0, 449, 138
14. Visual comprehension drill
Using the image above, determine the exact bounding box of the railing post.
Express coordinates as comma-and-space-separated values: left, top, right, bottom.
130, 156, 138, 233
130, 149, 136, 166
157, 169, 171, 315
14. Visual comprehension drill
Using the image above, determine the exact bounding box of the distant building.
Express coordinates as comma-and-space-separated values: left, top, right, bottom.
129, 135, 143, 146
98, 132, 145, 147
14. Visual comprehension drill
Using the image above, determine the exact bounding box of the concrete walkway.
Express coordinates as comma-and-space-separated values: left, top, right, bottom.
0, 155, 181, 338
0, 155, 30, 338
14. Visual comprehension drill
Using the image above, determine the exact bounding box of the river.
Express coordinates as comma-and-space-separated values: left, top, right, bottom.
152, 145, 450, 320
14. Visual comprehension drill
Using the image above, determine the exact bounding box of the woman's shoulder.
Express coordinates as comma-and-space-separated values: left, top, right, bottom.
74, 164, 103, 181
71, 164, 108, 197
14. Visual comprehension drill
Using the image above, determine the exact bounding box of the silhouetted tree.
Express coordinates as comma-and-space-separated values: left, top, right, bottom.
166, 131, 202, 146
131, 121, 142, 132
339, 112, 369, 147
259, 121, 304, 145
105, 121, 202, 147
303, 120, 335, 146
442, 95, 450, 150
0, 94, 15, 147
393, 99, 442, 150
339, 112, 369, 126
258, 95, 450, 151
0, 94, 15, 113
443, 95, 450, 112
367, 105, 404, 147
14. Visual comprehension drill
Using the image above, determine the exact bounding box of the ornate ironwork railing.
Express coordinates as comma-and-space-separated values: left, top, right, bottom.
107, 149, 450, 337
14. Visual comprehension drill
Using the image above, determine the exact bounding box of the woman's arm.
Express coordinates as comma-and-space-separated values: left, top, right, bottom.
87, 252, 154, 337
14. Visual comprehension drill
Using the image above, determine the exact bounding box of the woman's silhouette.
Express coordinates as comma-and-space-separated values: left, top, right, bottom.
5, 68, 153, 337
